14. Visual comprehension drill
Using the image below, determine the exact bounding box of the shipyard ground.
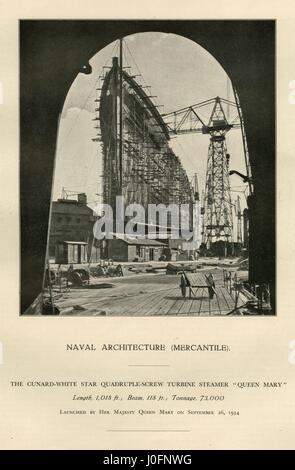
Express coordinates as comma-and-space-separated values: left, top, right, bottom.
52, 259, 250, 316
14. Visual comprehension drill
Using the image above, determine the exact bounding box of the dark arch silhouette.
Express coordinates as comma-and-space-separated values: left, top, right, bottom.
20, 20, 275, 313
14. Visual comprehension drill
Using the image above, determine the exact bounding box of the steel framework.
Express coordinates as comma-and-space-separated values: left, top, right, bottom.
202, 98, 233, 247
162, 96, 251, 250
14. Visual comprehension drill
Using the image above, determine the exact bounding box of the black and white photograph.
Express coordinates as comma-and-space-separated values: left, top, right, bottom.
4, 3, 295, 453
21, 20, 276, 316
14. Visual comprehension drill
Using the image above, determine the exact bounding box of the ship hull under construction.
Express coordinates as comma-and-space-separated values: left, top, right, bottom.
97, 55, 196, 260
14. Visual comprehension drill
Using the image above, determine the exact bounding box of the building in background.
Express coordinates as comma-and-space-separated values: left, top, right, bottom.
49, 193, 97, 262
107, 236, 166, 262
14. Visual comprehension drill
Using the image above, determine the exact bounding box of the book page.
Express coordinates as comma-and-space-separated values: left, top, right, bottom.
0, 0, 294, 451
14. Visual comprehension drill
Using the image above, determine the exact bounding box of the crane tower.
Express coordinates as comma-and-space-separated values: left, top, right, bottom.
162, 95, 250, 256
202, 97, 233, 249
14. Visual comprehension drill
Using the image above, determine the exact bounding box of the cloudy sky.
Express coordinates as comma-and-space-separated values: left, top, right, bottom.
53, 32, 247, 216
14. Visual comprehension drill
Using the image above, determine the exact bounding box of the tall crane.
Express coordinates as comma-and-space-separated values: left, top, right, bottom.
162, 96, 251, 254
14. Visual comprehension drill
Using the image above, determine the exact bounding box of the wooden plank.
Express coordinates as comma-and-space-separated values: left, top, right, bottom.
146, 291, 175, 315
85, 283, 166, 315
215, 286, 229, 314
167, 297, 186, 315
103, 285, 177, 316
140, 291, 175, 315
188, 287, 206, 314
187, 288, 206, 316
73, 289, 135, 314
220, 286, 235, 310
188, 298, 200, 315
218, 287, 231, 310
113, 291, 162, 315
134, 291, 166, 315
209, 291, 221, 315
56, 286, 117, 309
179, 298, 194, 315
222, 286, 245, 312
152, 288, 180, 315
214, 291, 222, 315
199, 288, 210, 316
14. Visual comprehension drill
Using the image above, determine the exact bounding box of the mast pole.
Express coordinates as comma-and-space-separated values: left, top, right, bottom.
119, 38, 123, 194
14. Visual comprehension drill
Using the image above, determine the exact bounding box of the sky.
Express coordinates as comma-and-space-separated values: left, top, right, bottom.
52, 32, 248, 227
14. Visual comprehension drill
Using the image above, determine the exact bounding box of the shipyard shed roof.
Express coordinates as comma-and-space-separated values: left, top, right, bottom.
52, 200, 93, 215
62, 241, 88, 245
114, 236, 166, 247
